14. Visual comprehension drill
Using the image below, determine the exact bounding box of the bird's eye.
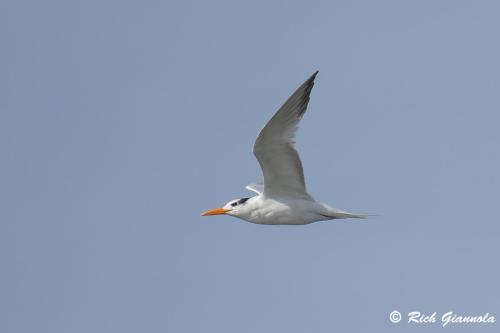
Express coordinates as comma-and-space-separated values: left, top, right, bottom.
231, 202, 237, 207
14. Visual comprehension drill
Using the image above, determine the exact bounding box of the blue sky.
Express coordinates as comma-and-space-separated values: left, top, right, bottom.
1, 1, 499, 332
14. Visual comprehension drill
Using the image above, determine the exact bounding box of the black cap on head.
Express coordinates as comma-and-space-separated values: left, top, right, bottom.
238, 198, 250, 204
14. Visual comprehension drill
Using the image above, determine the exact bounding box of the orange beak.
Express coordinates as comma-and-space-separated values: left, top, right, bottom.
201, 207, 230, 216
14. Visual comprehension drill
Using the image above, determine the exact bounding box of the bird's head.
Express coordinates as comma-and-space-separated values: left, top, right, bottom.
201, 197, 251, 218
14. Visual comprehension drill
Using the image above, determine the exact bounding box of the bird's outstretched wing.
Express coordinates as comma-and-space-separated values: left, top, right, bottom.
253, 71, 318, 199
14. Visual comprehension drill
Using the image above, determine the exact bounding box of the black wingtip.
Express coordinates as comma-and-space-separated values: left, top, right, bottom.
309, 70, 319, 81
300, 71, 319, 90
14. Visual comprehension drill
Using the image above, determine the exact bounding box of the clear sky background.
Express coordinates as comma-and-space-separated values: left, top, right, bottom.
1, 1, 499, 332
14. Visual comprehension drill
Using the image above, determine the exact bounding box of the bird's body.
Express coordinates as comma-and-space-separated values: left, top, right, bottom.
202, 71, 366, 225
229, 196, 364, 225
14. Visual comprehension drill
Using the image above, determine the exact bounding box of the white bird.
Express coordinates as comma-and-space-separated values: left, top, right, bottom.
202, 71, 366, 225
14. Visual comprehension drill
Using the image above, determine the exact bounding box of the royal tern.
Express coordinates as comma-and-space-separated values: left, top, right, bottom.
202, 71, 366, 225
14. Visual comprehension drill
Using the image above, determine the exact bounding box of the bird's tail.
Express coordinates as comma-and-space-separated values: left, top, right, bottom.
333, 212, 368, 219
322, 208, 372, 219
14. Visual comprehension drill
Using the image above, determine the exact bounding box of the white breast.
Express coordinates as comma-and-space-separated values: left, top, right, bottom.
242, 197, 328, 225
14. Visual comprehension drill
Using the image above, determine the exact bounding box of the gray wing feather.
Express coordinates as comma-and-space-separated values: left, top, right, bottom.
253, 71, 318, 199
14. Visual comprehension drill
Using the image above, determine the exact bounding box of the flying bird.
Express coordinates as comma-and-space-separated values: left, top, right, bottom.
202, 71, 366, 224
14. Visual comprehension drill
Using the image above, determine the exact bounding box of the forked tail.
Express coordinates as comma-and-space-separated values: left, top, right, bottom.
321, 208, 370, 219
331, 212, 368, 219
